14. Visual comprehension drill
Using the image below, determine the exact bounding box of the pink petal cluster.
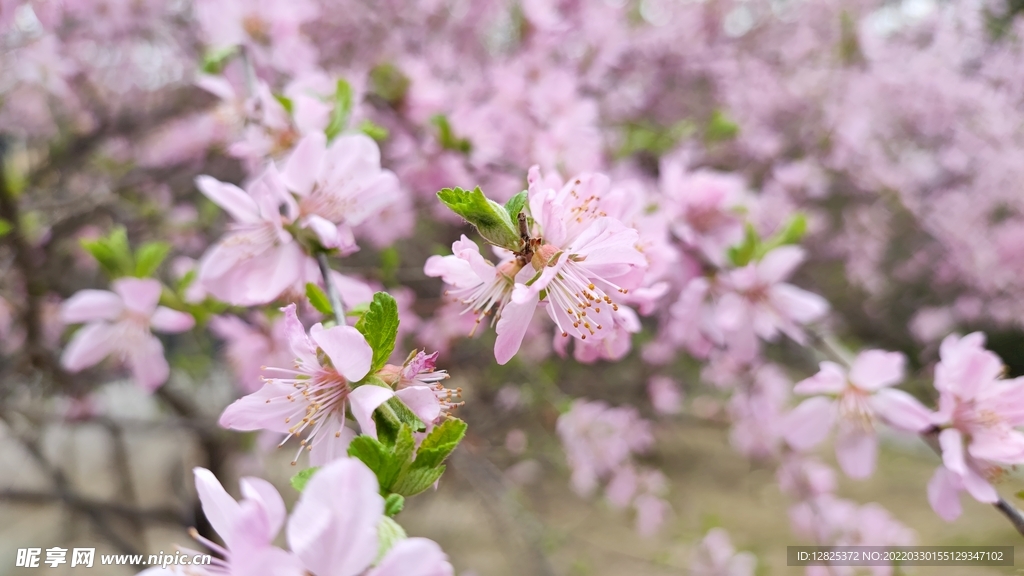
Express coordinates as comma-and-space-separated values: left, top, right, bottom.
497, 167, 648, 364
556, 399, 669, 535
218, 304, 442, 466
209, 313, 294, 394
60, 278, 194, 392
689, 528, 756, 576
140, 459, 453, 576
783, 350, 933, 478
196, 131, 400, 306
927, 333, 1024, 521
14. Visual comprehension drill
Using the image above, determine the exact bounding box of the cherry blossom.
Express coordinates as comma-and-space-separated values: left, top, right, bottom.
60, 278, 194, 391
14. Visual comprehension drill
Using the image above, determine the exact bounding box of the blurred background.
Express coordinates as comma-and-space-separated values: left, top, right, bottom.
2, 0, 1024, 574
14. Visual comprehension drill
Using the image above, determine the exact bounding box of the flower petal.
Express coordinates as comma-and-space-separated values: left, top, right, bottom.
282, 132, 326, 197
239, 476, 287, 543
348, 385, 395, 438
195, 175, 261, 224
193, 467, 243, 551
395, 386, 442, 426
60, 323, 117, 372
150, 307, 195, 333
60, 290, 123, 324
870, 388, 933, 432
782, 397, 836, 451
309, 416, 356, 467
112, 277, 163, 316
126, 334, 169, 392
494, 293, 539, 365
927, 466, 962, 522
287, 458, 383, 576
849, 350, 905, 391
219, 381, 306, 433
793, 362, 847, 395
368, 537, 454, 576
835, 423, 877, 479
938, 428, 966, 475
311, 326, 373, 382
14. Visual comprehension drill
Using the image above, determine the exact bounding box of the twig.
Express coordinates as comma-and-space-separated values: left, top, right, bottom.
317, 252, 347, 326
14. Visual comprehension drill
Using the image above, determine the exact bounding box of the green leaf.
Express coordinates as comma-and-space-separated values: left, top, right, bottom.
290, 467, 320, 492
369, 63, 409, 105
754, 213, 808, 260
376, 516, 407, 562
390, 465, 446, 497
437, 187, 522, 251
348, 435, 390, 481
705, 109, 739, 143
0, 218, 11, 238
354, 292, 400, 373
134, 241, 171, 277
726, 224, 759, 267
80, 226, 134, 277
617, 120, 696, 158
384, 493, 405, 516
358, 119, 389, 142
379, 246, 399, 286
504, 191, 528, 223
430, 115, 471, 154
324, 79, 354, 141
200, 46, 238, 74
305, 282, 334, 317
412, 417, 466, 470
1016, 490, 1024, 500
274, 94, 295, 115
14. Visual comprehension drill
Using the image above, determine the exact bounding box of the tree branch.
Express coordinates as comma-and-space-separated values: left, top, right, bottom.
317, 252, 347, 326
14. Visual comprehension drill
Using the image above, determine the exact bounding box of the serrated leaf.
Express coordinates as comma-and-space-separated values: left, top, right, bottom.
504, 191, 528, 222
437, 187, 522, 251
290, 467, 320, 492
378, 425, 416, 488
134, 241, 171, 277
384, 493, 405, 516
390, 464, 445, 497
324, 79, 354, 141
412, 418, 466, 470
305, 282, 334, 317
347, 435, 390, 484
354, 292, 400, 373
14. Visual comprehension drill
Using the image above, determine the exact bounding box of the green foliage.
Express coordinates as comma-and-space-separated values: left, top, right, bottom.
376, 516, 407, 562
347, 418, 466, 498
290, 467, 320, 492
369, 63, 409, 105
200, 46, 238, 74
705, 109, 740, 143
81, 228, 174, 278
0, 218, 11, 238
618, 120, 695, 158
305, 282, 334, 317
274, 94, 295, 115
354, 292, 400, 373
379, 246, 400, 287
384, 493, 405, 516
359, 119, 389, 142
504, 191, 528, 223
430, 114, 472, 154
134, 242, 171, 277
324, 79, 354, 141
436, 187, 522, 251
726, 213, 808, 267
80, 227, 134, 278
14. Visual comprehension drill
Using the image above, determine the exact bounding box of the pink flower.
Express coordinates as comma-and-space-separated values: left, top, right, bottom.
927, 333, 1024, 520
209, 314, 294, 394
783, 350, 932, 478
187, 467, 304, 576
381, 350, 463, 424
690, 528, 756, 576
287, 458, 453, 576
556, 399, 653, 497
278, 132, 402, 252
424, 235, 520, 334
660, 157, 748, 265
497, 166, 647, 364
60, 278, 194, 392
647, 376, 683, 415
714, 246, 829, 360
196, 169, 305, 306
218, 304, 441, 466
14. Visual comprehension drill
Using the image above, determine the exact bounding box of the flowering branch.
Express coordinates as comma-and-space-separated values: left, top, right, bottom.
316, 252, 347, 326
